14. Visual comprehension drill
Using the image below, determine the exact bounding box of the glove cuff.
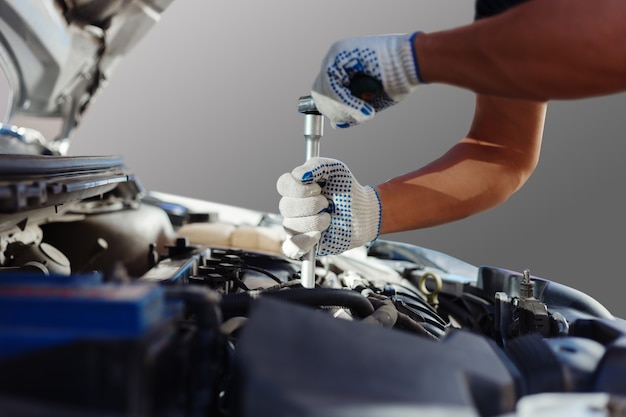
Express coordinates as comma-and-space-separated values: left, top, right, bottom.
380, 33, 423, 98
409, 31, 426, 83
398, 32, 421, 87
359, 185, 383, 247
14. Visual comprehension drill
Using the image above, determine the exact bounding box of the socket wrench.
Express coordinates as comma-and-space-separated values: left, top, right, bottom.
297, 95, 323, 289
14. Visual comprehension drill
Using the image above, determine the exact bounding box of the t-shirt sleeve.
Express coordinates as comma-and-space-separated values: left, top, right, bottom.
474, 0, 528, 20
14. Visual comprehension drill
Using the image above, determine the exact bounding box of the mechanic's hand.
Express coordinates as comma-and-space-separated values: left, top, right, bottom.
312, 32, 423, 129
277, 157, 382, 259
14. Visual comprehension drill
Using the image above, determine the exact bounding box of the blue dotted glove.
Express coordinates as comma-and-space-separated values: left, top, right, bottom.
277, 157, 382, 258
311, 32, 423, 128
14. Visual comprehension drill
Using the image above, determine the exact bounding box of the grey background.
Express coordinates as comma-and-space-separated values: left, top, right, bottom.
67, 0, 626, 317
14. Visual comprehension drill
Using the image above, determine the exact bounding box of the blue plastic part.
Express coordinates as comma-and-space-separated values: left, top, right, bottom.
0, 271, 103, 286
0, 282, 166, 358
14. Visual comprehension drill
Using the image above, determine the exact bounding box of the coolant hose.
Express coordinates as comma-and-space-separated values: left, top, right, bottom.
220, 287, 375, 319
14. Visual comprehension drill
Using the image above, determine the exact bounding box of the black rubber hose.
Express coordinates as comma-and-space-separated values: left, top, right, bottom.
165, 285, 223, 329
220, 287, 375, 319
364, 296, 399, 328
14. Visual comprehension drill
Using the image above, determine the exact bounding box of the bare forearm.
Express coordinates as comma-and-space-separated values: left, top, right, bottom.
376, 142, 525, 234
376, 96, 546, 235
416, 0, 626, 100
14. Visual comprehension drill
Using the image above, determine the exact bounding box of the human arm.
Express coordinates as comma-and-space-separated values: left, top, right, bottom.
277, 94, 546, 256
312, 0, 626, 128
278, 0, 564, 257
416, 0, 626, 101
377, 94, 546, 234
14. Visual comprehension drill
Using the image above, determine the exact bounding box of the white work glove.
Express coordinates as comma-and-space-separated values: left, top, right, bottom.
312, 32, 423, 129
277, 157, 382, 259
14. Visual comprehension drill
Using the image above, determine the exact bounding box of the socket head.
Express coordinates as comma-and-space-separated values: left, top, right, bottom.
298, 95, 321, 115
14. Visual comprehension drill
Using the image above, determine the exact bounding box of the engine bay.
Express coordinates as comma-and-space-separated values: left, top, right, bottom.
1, 158, 625, 417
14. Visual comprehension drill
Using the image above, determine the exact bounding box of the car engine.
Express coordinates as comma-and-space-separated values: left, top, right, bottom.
0, 1, 625, 417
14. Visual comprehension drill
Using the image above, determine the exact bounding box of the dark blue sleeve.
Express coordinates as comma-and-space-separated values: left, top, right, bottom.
475, 0, 528, 20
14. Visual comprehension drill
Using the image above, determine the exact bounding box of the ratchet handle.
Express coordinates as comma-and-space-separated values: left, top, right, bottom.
348, 74, 383, 101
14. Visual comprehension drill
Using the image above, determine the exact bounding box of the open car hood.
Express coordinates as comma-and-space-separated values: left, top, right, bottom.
0, 0, 173, 155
